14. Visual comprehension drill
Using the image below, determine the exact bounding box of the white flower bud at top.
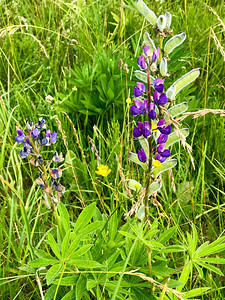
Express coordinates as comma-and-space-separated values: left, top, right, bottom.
166, 85, 176, 100
160, 58, 167, 77
157, 15, 167, 32
165, 12, 172, 28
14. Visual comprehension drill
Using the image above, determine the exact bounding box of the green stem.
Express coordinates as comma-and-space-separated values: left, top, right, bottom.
54, 206, 64, 239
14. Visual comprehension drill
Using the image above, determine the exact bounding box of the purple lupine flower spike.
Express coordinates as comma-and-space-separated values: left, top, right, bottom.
15, 129, 25, 144
153, 78, 165, 93
137, 55, 147, 70
134, 82, 146, 97
157, 143, 171, 158
130, 99, 147, 116
138, 148, 147, 162
142, 121, 151, 138
133, 121, 151, 139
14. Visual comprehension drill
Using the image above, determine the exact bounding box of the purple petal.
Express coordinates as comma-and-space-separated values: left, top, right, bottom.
152, 51, 157, 63
157, 144, 165, 153
50, 131, 57, 144
134, 99, 144, 110
153, 78, 165, 86
137, 55, 147, 70
15, 136, 25, 143
156, 47, 160, 57
136, 82, 146, 92
32, 128, 40, 139
157, 119, 165, 127
155, 154, 166, 163
161, 149, 171, 157
137, 122, 144, 131
143, 45, 150, 56
143, 129, 151, 138
138, 149, 147, 163
148, 110, 156, 120
17, 129, 24, 137
134, 87, 143, 97
149, 103, 155, 110
144, 121, 150, 131
160, 125, 171, 135
130, 105, 141, 116
153, 91, 160, 103
157, 93, 168, 106
157, 134, 168, 144
45, 130, 51, 138
155, 84, 164, 93
133, 127, 142, 138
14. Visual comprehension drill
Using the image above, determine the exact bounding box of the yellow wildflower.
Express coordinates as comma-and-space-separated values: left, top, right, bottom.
95, 164, 111, 177
153, 160, 161, 167
126, 98, 131, 104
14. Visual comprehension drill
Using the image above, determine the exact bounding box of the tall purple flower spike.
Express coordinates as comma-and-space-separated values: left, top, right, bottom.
137, 55, 147, 70
134, 82, 146, 97
15, 129, 25, 144
153, 78, 165, 93
138, 148, 147, 163
153, 91, 168, 106
157, 119, 171, 135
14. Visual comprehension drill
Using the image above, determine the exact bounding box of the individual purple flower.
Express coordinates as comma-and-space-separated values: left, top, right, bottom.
138, 148, 147, 163
133, 121, 151, 139
153, 91, 168, 106
19, 146, 31, 158
153, 78, 165, 93
42, 130, 57, 146
31, 128, 40, 139
155, 153, 166, 163
152, 47, 160, 63
157, 143, 171, 157
148, 103, 156, 120
37, 118, 47, 129
53, 151, 64, 163
130, 99, 148, 116
15, 129, 25, 144
157, 133, 168, 144
157, 119, 171, 135
134, 82, 146, 97
137, 55, 147, 70
50, 168, 62, 179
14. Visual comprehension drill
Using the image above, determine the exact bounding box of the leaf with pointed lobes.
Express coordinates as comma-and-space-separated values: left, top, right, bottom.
165, 128, 189, 148
129, 152, 148, 171
164, 32, 186, 54
152, 159, 177, 177
135, 0, 157, 26
135, 70, 155, 84
127, 179, 143, 192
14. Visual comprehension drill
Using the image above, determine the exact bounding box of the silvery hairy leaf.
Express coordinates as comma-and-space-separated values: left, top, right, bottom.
138, 136, 149, 157
165, 128, 189, 148
135, 70, 155, 84
143, 32, 157, 53
164, 33, 186, 54
166, 85, 176, 100
152, 159, 177, 177
160, 58, 167, 77
166, 102, 188, 119
129, 152, 148, 171
135, 0, 157, 26
165, 12, 172, 28
148, 181, 162, 193
157, 15, 167, 31
127, 179, 143, 192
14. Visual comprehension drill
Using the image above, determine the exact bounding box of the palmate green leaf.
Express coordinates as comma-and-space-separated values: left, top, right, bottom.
160, 245, 186, 253
152, 159, 177, 177
166, 102, 188, 119
58, 202, 70, 232
67, 235, 81, 258
127, 179, 143, 192
134, 70, 155, 84
177, 258, 192, 292
197, 257, 225, 264
143, 32, 156, 53
194, 263, 203, 278
129, 152, 148, 171
132, 287, 157, 300
164, 32, 186, 54
74, 202, 96, 233
170, 68, 200, 96
184, 287, 211, 298
68, 259, 102, 269
61, 230, 70, 259
196, 240, 225, 257
165, 129, 189, 148
34, 249, 55, 260
135, 0, 157, 25
46, 263, 63, 285
138, 136, 149, 157
69, 244, 93, 259
119, 231, 136, 240
61, 290, 75, 300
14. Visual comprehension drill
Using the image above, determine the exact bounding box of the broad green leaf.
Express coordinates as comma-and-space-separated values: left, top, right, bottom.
69, 245, 93, 260
143, 32, 156, 53
171, 68, 200, 96
177, 258, 192, 292
47, 233, 61, 259
164, 32, 186, 54
28, 258, 58, 268
68, 259, 102, 269
46, 263, 63, 285
58, 202, 70, 232
52, 276, 78, 286
129, 152, 148, 171
157, 227, 176, 244
152, 159, 177, 177
197, 257, 225, 264
134, 70, 155, 84
61, 290, 75, 300
138, 136, 149, 157
76, 275, 86, 300
127, 179, 143, 192
166, 102, 188, 119
79, 221, 104, 235
165, 129, 189, 148
197, 262, 223, 275
184, 287, 211, 298
61, 230, 70, 259
74, 202, 96, 233
135, 0, 157, 25
149, 181, 162, 193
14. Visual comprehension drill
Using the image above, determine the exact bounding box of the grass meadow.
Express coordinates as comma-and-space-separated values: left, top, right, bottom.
0, 0, 225, 299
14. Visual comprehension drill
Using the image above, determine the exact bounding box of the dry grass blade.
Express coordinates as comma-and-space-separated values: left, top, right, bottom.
210, 28, 225, 61
177, 109, 225, 122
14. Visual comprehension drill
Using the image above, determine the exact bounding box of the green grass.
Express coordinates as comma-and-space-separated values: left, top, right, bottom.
0, 0, 225, 299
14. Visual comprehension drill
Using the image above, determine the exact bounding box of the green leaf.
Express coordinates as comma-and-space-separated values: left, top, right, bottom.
79, 221, 104, 235
76, 275, 87, 300
194, 263, 203, 278
197, 262, 224, 275
177, 258, 192, 292
127, 179, 143, 192
74, 202, 96, 233
132, 287, 157, 300
52, 276, 78, 286
129, 152, 148, 171
152, 159, 177, 177
119, 231, 136, 240
157, 227, 176, 244
28, 258, 58, 268
47, 233, 61, 260
134, 70, 155, 84
184, 287, 211, 298
165, 129, 189, 148
138, 136, 149, 157
67, 235, 81, 258
61, 230, 70, 259
68, 259, 102, 269
69, 244, 93, 260
197, 243, 225, 257
61, 290, 75, 300
160, 245, 185, 253
35, 249, 55, 260
197, 257, 225, 264
46, 263, 63, 285
164, 32, 186, 54
166, 102, 188, 119
171, 68, 200, 96
143, 32, 156, 53
58, 202, 70, 232
149, 181, 162, 193
135, 0, 157, 25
